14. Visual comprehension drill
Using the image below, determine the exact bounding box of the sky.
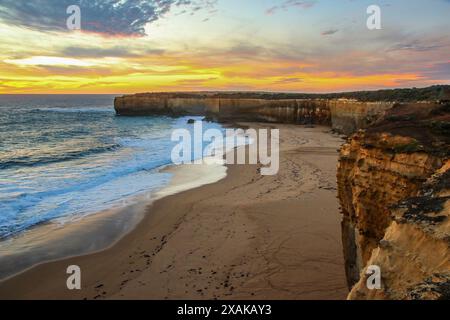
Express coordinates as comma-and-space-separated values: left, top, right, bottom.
0, 0, 449, 94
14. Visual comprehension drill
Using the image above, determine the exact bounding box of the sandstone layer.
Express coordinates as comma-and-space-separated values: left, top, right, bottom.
337, 102, 450, 299
114, 93, 395, 135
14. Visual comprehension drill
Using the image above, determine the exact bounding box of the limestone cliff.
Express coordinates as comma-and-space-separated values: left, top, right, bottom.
338, 102, 450, 299
115, 94, 331, 126
328, 100, 393, 135
114, 93, 395, 135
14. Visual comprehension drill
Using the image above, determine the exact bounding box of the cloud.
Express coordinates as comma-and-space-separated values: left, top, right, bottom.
4, 56, 95, 67
59, 46, 165, 58
387, 40, 443, 52
227, 44, 266, 57
60, 46, 137, 58
422, 62, 450, 80
273, 77, 304, 85
0, 0, 216, 36
321, 29, 339, 36
266, 0, 316, 15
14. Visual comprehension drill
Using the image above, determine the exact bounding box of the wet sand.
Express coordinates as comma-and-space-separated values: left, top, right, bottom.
0, 153, 227, 281
0, 124, 348, 300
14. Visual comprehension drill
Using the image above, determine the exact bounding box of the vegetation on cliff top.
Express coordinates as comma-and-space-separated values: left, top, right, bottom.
130, 85, 450, 102
367, 102, 450, 157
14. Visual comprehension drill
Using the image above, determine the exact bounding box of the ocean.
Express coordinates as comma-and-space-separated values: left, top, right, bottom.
0, 94, 225, 240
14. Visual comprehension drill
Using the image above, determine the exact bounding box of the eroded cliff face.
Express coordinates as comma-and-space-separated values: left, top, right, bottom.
338, 102, 450, 299
338, 132, 444, 287
349, 160, 450, 300
114, 93, 395, 134
115, 94, 332, 125
329, 100, 394, 135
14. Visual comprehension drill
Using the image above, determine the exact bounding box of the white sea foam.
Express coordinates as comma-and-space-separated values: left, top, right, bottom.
0, 96, 225, 240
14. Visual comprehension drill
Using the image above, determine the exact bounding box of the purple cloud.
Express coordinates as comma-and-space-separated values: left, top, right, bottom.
0, 0, 217, 36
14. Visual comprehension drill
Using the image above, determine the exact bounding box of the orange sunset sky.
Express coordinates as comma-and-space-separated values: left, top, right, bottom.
0, 0, 449, 94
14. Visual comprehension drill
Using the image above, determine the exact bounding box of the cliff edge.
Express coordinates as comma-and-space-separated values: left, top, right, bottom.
338, 102, 450, 299
115, 92, 397, 135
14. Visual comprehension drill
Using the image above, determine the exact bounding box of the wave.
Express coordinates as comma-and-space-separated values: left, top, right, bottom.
0, 112, 227, 241
0, 159, 172, 240
0, 219, 49, 241
31, 107, 114, 113
0, 144, 121, 170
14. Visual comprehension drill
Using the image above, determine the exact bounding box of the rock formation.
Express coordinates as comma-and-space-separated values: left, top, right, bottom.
114, 92, 394, 135
338, 102, 450, 299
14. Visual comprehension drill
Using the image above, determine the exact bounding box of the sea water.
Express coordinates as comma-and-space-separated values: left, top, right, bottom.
0, 94, 226, 240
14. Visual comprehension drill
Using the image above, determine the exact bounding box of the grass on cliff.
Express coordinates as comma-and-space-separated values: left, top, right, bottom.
392, 141, 424, 153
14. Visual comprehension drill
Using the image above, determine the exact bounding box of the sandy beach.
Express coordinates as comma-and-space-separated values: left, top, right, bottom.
0, 124, 348, 300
